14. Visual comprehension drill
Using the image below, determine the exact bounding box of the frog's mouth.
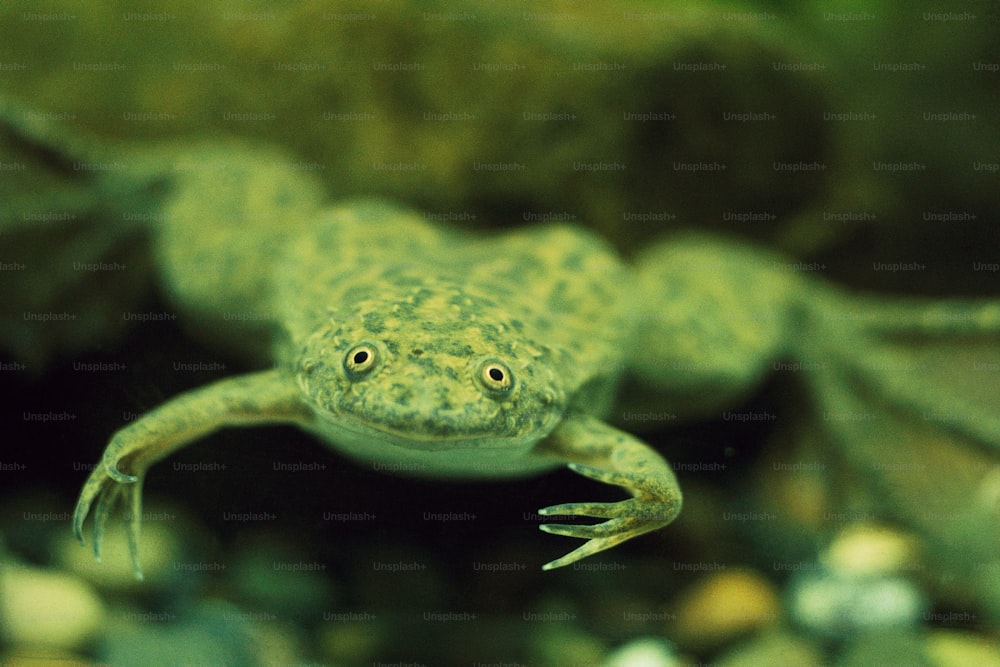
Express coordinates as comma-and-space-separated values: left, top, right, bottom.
312, 409, 547, 452
309, 410, 558, 478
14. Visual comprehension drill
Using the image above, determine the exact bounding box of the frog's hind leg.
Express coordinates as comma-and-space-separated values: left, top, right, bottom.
806, 290, 1000, 450
801, 295, 1000, 614
0, 97, 169, 366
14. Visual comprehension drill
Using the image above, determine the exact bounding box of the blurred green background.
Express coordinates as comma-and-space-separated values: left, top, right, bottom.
1, 1, 998, 665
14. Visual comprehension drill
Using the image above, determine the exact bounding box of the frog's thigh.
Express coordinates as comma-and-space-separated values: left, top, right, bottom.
631, 236, 793, 396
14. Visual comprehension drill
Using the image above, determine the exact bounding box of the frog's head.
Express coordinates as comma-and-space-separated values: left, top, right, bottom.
294, 292, 566, 465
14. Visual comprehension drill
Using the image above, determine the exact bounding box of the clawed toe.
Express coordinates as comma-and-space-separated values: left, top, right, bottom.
540, 532, 638, 571
72, 466, 145, 580
539, 500, 624, 519
539, 519, 626, 539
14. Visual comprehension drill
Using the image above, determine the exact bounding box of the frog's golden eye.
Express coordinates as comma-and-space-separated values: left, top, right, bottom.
344, 343, 378, 379
476, 359, 515, 398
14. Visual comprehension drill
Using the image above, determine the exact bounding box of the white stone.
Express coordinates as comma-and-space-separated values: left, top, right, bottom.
0, 566, 105, 650
603, 637, 679, 667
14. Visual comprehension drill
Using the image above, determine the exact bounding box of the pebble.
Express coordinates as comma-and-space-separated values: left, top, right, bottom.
0, 565, 105, 650
715, 629, 822, 667
58, 518, 181, 591
837, 630, 927, 666
99, 599, 262, 666
788, 523, 928, 640
924, 630, 1000, 666
822, 523, 919, 577
603, 637, 679, 667
529, 624, 606, 666
670, 569, 780, 650
0, 647, 92, 666
787, 569, 926, 639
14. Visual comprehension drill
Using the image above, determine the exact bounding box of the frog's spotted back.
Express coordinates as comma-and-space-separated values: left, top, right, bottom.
274, 201, 634, 402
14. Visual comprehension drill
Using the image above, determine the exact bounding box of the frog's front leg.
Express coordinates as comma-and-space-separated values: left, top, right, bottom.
72, 369, 313, 579
531, 415, 682, 570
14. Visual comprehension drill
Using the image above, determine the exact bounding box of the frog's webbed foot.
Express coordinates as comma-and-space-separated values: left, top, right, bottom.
532, 416, 682, 570
72, 447, 145, 579
539, 462, 681, 570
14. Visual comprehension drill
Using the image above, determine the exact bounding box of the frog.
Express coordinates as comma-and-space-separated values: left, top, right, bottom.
6, 98, 997, 586
68, 142, 683, 578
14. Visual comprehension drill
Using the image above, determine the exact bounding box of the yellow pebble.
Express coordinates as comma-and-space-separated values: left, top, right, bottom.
670, 569, 780, 650
0, 566, 105, 650
822, 523, 918, 577
925, 630, 1000, 667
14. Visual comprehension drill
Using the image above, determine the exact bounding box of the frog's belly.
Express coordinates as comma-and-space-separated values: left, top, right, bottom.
304, 418, 559, 479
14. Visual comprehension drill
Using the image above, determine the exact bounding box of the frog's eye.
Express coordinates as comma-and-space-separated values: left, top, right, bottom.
476, 359, 515, 399
344, 343, 379, 379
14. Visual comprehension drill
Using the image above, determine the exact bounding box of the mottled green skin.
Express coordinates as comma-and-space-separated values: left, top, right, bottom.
72, 151, 681, 575
279, 202, 633, 474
